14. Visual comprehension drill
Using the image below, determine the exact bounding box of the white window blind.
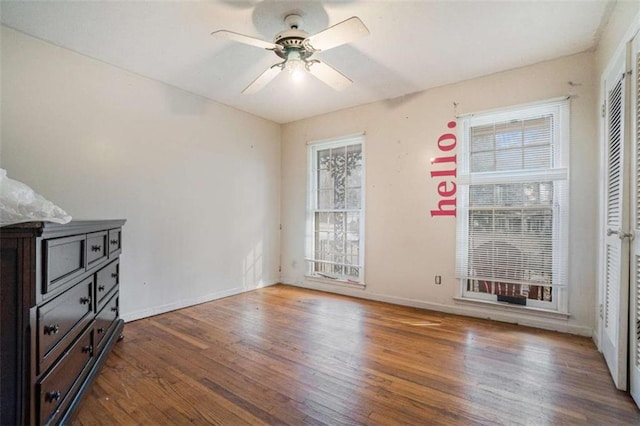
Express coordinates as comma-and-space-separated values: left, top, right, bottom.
306, 135, 365, 284
456, 100, 569, 310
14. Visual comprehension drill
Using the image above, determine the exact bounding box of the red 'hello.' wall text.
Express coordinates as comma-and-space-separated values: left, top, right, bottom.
430, 121, 457, 217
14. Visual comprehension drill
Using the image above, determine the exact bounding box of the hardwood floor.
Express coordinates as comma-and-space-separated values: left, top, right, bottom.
72, 284, 640, 425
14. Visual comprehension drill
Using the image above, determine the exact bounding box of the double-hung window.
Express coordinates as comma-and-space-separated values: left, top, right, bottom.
456, 99, 569, 311
307, 135, 365, 284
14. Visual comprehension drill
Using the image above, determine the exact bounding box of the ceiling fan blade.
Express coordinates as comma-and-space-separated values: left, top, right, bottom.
307, 61, 352, 91
304, 17, 369, 52
211, 30, 281, 51
242, 64, 282, 94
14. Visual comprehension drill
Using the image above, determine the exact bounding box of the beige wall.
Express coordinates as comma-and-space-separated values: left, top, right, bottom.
1, 27, 282, 321
281, 51, 597, 335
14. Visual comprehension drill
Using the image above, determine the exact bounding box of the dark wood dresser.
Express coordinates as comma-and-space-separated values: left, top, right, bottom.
1, 220, 126, 425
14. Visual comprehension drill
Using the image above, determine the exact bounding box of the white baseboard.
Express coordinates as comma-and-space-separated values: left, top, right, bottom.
283, 279, 593, 337
121, 280, 278, 322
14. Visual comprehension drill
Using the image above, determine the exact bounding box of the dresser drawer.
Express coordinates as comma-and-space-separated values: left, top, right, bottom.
96, 259, 119, 312
37, 325, 94, 425
38, 277, 93, 374
86, 231, 108, 270
95, 292, 119, 351
43, 234, 86, 295
108, 228, 122, 257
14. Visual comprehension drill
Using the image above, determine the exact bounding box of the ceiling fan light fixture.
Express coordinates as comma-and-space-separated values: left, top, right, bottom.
285, 50, 305, 82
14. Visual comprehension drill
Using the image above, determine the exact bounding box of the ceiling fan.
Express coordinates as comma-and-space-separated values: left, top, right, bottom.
211, 14, 369, 94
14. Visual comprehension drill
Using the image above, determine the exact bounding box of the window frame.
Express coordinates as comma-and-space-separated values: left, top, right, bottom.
456, 99, 570, 312
305, 134, 366, 286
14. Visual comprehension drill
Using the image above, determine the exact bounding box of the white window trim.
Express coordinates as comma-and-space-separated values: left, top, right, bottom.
305, 134, 366, 286
456, 98, 570, 313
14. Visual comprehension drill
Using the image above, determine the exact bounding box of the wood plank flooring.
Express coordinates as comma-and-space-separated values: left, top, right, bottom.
72, 284, 640, 425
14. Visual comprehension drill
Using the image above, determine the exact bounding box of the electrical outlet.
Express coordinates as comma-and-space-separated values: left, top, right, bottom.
435, 275, 442, 285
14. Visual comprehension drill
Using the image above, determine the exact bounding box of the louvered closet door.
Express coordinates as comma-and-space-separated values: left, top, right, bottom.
630, 34, 640, 405
602, 51, 630, 391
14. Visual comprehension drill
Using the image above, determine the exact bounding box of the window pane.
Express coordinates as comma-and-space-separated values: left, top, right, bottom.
539, 182, 553, 204
523, 116, 552, 146
524, 145, 551, 169
495, 122, 523, 149
346, 145, 363, 205
318, 149, 330, 170
470, 210, 493, 232
317, 190, 334, 209
496, 148, 523, 171
347, 189, 361, 209
347, 212, 360, 241
470, 185, 495, 206
347, 165, 362, 189
496, 183, 524, 206
471, 151, 494, 172
318, 168, 332, 189
471, 125, 495, 152
524, 182, 554, 206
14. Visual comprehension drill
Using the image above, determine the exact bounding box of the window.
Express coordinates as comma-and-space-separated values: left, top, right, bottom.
456, 100, 569, 311
307, 135, 365, 284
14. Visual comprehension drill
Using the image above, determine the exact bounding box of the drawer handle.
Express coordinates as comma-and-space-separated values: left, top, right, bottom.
80, 296, 92, 305
44, 324, 60, 335
111, 273, 118, 279
91, 245, 102, 252
98, 285, 106, 291
97, 327, 105, 334
45, 390, 61, 403
110, 239, 119, 245
82, 344, 93, 355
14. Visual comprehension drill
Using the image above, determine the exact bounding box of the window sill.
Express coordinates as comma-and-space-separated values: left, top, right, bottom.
305, 274, 366, 289
453, 297, 571, 320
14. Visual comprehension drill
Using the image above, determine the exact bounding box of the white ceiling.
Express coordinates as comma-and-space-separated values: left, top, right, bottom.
1, 1, 612, 124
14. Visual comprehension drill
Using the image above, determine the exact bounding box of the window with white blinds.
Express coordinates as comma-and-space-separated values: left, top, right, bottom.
456, 99, 569, 311
306, 135, 365, 284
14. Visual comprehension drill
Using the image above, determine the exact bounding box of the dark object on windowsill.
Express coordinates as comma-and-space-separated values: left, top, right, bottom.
497, 294, 527, 305
316, 272, 338, 280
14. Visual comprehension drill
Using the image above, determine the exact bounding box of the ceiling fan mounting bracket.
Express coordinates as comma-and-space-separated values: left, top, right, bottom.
284, 14, 303, 30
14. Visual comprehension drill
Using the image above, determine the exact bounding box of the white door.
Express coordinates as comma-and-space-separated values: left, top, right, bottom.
630, 33, 640, 405
601, 50, 631, 391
